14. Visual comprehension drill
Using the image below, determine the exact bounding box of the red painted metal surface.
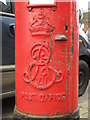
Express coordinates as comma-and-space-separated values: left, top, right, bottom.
15, 0, 79, 117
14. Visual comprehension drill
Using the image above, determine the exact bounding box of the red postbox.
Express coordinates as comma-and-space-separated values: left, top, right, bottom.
14, 0, 79, 119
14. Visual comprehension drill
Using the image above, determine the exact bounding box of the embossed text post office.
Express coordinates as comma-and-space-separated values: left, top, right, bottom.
14, 0, 79, 119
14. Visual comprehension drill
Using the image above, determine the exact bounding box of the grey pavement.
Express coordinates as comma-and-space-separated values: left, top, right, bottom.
79, 82, 90, 119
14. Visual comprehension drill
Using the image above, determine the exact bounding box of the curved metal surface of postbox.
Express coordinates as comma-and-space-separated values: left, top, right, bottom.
14, 0, 79, 119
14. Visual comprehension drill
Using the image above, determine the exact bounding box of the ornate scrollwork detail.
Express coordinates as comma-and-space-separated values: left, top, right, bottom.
24, 42, 63, 90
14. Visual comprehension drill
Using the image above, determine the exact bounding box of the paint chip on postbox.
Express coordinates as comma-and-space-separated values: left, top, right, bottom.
29, 0, 55, 5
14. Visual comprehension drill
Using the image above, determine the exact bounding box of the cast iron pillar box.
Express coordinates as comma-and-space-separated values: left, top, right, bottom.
14, 0, 79, 119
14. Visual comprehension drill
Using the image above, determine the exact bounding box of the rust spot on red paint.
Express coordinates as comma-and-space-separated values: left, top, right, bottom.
61, 62, 64, 65
55, 112, 61, 115
71, 27, 74, 55
62, 49, 65, 53
49, 41, 53, 52
58, 60, 60, 64
67, 64, 71, 74
70, 46, 74, 55
52, 6, 57, 11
